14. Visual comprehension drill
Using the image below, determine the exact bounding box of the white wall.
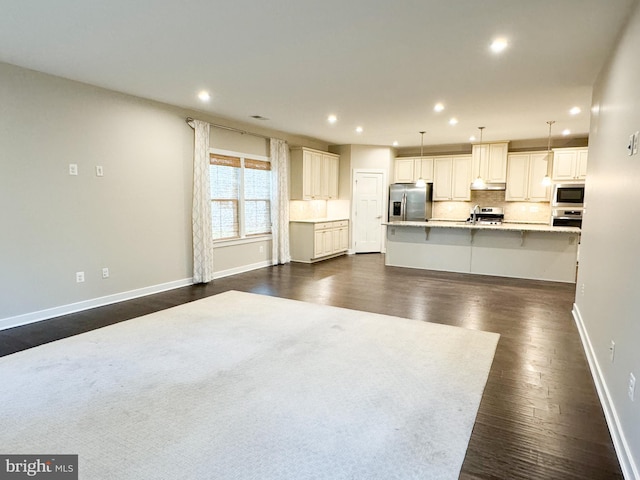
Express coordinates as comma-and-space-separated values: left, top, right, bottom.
330, 145, 394, 252
574, 3, 640, 478
0, 62, 194, 324
0, 62, 327, 327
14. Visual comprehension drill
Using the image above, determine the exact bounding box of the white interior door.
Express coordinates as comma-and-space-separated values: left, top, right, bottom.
353, 171, 385, 253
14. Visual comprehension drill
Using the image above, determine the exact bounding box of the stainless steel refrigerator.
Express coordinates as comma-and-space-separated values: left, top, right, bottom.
388, 183, 433, 222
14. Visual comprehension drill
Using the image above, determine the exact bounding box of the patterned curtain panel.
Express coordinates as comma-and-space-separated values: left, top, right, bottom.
270, 138, 291, 265
192, 120, 214, 283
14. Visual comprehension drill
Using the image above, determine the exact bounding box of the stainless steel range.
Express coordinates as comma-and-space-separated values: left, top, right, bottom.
469, 206, 504, 225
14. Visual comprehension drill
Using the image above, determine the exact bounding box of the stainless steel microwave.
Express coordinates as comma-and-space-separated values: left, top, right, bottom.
552, 183, 585, 207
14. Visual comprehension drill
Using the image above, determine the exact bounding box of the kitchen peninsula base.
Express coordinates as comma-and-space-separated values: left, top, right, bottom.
385, 223, 580, 283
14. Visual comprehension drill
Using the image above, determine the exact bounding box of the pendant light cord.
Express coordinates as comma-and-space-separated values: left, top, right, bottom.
478, 127, 485, 178
547, 120, 555, 152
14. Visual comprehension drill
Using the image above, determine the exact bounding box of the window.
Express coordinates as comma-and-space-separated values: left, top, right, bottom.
210, 152, 271, 241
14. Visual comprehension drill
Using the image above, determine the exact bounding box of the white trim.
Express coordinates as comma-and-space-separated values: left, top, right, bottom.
213, 260, 271, 279
573, 303, 639, 480
0, 278, 194, 332
213, 234, 272, 248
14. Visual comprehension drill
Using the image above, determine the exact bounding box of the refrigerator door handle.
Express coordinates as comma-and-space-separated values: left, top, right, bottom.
401, 192, 407, 221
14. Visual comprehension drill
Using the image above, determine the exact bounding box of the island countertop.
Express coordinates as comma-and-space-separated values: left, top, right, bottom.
384, 220, 580, 234
385, 219, 580, 283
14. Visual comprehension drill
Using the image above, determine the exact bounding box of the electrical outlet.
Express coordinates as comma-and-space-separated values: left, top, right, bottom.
76, 271, 85, 283
609, 340, 615, 363
69, 164, 78, 175
102, 267, 109, 279
629, 373, 636, 401
96, 165, 104, 177
580, 283, 585, 296
634, 132, 639, 155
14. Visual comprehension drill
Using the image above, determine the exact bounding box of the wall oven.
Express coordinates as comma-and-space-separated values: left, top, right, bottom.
551, 209, 583, 228
552, 183, 585, 207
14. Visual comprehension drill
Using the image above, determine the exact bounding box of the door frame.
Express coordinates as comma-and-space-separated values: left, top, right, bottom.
351, 169, 388, 254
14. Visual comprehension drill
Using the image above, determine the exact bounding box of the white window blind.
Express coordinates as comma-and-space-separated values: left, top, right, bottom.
210, 154, 240, 240
209, 153, 272, 241
244, 159, 271, 236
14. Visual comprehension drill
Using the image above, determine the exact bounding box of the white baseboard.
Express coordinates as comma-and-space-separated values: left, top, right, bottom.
213, 260, 271, 279
0, 278, 193, 332
573, 303, 639, 480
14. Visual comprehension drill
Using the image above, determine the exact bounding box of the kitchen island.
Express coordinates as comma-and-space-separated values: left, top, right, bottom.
385, 220, 581, 283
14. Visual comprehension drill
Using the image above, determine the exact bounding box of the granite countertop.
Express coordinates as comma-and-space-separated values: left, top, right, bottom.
290, 218, 349, 223
384, 220, 581, 234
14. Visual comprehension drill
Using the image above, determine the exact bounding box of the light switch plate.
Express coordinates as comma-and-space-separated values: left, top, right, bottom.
69, 164, 78, 175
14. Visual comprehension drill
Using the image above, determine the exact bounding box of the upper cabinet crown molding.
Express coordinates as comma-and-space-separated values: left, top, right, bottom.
290, 147, 339, 200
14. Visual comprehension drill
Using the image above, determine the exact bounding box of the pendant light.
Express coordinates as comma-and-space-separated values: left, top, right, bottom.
472, 127, 486, 188
415, 131, 427, 187
542, 121, 555, 186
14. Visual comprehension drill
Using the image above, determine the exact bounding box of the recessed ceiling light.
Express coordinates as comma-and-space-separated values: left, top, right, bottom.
355, 126, 363, 133
570, 106, 581, 115
392, 141, 399, 147
198, 91, 211, 102
469, 135, 476, 142
328, 114, 337, 124
250, 115, 269, 121
449, 118, 458, 126
434, 103, 445, 112
490, 38, 508, 53
562, 129, 571, 136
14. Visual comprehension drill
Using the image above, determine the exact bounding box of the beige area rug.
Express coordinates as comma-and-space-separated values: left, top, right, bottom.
0, 291, 499, 479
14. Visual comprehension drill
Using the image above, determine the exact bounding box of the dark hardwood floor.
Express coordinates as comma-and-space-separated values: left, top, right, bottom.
0, 254, 622, 479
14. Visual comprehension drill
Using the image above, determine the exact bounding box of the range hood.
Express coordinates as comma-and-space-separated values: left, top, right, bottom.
470, 182, 506, 191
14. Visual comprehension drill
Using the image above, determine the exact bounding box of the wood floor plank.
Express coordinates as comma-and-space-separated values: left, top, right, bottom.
0, 254, 623, 479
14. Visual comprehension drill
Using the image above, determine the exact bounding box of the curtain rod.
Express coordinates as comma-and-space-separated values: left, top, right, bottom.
185, 117, 272, 141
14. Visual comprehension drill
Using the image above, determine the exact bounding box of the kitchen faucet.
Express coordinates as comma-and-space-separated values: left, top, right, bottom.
471, 205, 480, 224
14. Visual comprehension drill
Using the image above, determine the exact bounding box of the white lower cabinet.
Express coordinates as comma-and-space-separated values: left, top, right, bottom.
290, 220, 349, 263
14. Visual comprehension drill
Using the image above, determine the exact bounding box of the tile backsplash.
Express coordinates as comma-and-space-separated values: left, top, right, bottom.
432, 190, 551, 224
289, 200, 327, 220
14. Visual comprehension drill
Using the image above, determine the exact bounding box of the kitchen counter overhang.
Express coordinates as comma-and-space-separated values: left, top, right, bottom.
384, 220, 580, 234
384, 221, 580, 283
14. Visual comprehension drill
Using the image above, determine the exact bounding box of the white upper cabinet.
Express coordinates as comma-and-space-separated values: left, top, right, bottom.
505, 152, 551, 202
393, 157, 434, 183
472, 142, 509, 183
394, 158, 415, 183
552, 147, 588, 181
414, 157, 434, 183
433, 155, 472, 201
290, 147, 340, 200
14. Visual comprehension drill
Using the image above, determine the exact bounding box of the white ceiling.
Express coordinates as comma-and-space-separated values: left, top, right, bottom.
0, 0, 636, 148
